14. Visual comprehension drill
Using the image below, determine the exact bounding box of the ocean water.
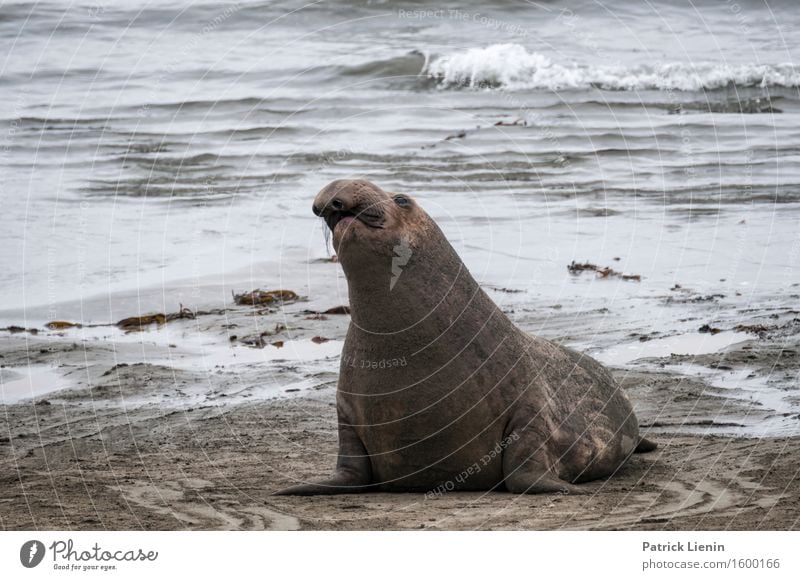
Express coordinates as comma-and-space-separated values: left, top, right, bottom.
0, 0, 798, 319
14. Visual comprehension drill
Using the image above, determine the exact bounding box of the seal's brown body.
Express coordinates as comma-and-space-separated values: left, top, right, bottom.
276, 180, 654, 495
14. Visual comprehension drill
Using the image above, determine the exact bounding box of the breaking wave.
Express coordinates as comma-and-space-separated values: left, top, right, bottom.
425, 44, 800, 91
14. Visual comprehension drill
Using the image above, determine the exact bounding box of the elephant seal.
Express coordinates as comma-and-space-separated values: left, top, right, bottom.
276, 179, 655, 495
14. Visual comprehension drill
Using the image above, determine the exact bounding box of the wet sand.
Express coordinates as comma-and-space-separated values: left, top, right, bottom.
1, 288, 798, 530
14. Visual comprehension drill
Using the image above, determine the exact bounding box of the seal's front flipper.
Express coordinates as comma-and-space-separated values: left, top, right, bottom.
272, 469, 371, 495
503, 469, 587, 495
273, 419, 372, 496
501, 428, 588, 495
634, 437, 658, 453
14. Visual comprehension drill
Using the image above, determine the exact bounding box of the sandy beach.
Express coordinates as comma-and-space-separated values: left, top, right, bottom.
1, 279, 798, 531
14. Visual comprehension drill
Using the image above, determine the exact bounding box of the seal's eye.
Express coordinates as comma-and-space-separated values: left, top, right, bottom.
393, 195, 410, 207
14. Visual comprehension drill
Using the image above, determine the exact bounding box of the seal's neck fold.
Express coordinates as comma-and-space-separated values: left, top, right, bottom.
343, 224, 498, 336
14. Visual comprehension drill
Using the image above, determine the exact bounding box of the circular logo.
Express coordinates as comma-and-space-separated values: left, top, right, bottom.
20, 540, 45, 568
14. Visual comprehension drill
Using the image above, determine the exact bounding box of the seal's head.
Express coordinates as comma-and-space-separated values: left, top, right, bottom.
313, 179, 471, 331
313, 179, 427, 266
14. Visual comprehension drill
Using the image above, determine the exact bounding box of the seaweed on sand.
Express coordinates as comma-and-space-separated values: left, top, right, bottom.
567, 261, 642, 282
233, 289, 300, 306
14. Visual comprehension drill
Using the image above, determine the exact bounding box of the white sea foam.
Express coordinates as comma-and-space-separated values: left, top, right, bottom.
425, 44, 800, 91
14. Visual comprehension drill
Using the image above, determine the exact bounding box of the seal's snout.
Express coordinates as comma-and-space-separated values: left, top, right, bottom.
313, 179, 388, 232
312, 197, 346, 217
313, 185, 358, 219
314, 194, 357, 232
312, 190, 358, 218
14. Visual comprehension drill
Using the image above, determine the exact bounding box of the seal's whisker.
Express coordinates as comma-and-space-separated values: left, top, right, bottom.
321, 217, 333, 253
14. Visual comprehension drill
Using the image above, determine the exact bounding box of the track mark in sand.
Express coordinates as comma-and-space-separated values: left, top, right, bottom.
645, 479, 736, 521
575, 479, 740, 530
117, 480, 238, 528
117, 480, 300, 530
246, 505, 301, 530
